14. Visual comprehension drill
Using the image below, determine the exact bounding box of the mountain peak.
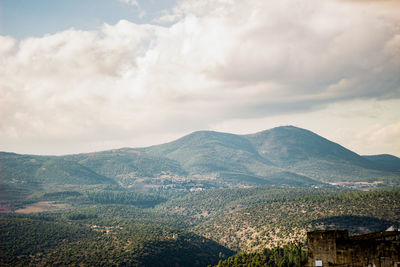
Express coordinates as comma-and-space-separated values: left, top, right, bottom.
244, 125, 374, 170
252, 125, 314, 136
2, 126, 399, 188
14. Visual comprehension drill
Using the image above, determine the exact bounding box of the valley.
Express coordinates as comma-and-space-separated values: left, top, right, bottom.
1, 126, 400, 266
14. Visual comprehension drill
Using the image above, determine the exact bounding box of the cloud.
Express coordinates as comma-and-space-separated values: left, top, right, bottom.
120, 0, 146, 19
352, 121, 400, 156
120, 0, 139, 7
0, 0, 399, 155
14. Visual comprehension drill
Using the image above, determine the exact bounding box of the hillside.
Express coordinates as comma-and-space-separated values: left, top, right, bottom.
1, 126, 400, 201
0, 206, 234, 266
144, 126, 400, 184
156, 187, 348, 223
1, 127, 400, 266
64, 148, 187, 187
243, 126, 398, 182
0, 152, 115, 189
144, 131, 271, 173
363, 154, 400, 172
245, 126, 371, 167
192, 187, 400, 251
144, 130, 320, 187
3, 186, 399, 266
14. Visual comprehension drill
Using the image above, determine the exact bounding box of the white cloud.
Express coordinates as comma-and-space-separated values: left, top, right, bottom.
0, 0, 399, 155
353, 122, 400, 156
120, 0, 139, 7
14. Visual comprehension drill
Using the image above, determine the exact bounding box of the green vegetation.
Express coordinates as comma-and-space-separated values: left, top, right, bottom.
1, 126, 400, 266
65, 149, 187, 186
2, 126, 399, 197
156, 187, 347, 223
244, 126, 400, 182
0, 152, 115, 197
363, 154, 400, 172
144, 131, 271, 174
84, 190, 166, 207
194, 187, 400, 251
2, 186, 399, 266
0, 206, 233, 266
215, 243, 307, 267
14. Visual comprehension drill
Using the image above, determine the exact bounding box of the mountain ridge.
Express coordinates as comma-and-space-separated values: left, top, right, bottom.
1, 126, 399, 193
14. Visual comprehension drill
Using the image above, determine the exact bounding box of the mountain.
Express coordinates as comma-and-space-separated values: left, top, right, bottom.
63, 148, 187, 187
362, 154, 400, 172
143, 126, 400, 184
243, 126, 398, 182
143, 130, 318, 186
1, 126, 400, 196
244, 126, 371, 167
0, 152, 115, 188
144, 131, 270, 174
2, 127, 400, 266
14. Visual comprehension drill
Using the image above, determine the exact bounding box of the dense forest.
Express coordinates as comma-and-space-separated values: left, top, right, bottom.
215, 243, 307, 267
1, 186, 400, 266
0, 206, 232, 266
2, 127, 400, 265
194, 188, 400, 251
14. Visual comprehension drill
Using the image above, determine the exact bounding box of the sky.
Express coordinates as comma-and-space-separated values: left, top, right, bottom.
0, 0, 399, 156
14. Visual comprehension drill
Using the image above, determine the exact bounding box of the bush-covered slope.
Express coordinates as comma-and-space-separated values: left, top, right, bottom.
64, 148, 187, 186
363, 154, 400, 172
145, 131, 274, 174
2, 184, 400, 266
244, 126, 399, 183
244, 126, 399, 182
2, 126, 400, 192
192, 188, 400, 251
215, 243, 307, 267
244, 126, 371, 167
0, 206, 234, 267
0, 152, 115, 187
156, 187, 343, 223
144, 130, 323, 186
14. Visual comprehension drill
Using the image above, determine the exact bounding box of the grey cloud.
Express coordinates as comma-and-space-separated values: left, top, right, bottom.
1, 0, 399, 155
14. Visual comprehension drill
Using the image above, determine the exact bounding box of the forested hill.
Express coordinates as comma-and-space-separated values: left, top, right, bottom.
1, 187, 399, 266
191, 187, 400, 251
1, 126, 400, 193
363, 154, 400, 172
0, 206, 235, 266
1, 126, 399, 266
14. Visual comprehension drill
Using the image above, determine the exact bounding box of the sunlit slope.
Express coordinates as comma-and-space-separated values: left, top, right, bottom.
1, 126, 399, 190
144, 130, 318, 186
64, 148, 187, 185
0, 152, 115, 187
192, 187, 400, 251
244, 126, 400, 182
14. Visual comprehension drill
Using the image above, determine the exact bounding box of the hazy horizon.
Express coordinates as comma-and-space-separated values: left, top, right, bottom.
1, 125, 399, 158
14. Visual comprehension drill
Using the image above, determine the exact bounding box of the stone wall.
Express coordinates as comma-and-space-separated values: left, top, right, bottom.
306, 230, 400, 267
